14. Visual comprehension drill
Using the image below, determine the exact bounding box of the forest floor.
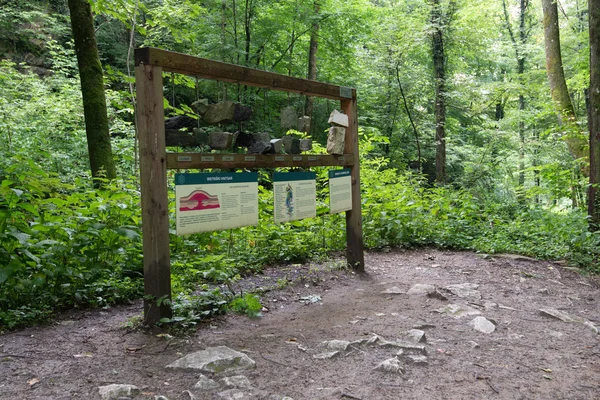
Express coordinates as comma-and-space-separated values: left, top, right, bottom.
1, 248, 600, 400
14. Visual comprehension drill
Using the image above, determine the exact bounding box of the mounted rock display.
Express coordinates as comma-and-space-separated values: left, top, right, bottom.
298, 115, 311, 133
327, 126, 345, 155
202, 101, 252, 125
280, 106, 297, 129
209, 131, 235, 150
282, 135, 301, 154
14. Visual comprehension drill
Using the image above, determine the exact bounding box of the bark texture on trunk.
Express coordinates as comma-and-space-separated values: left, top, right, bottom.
304, 0, 320, 129
68, 0, 116, 183
588, 0, 600, 228
432, 0, 446, 185
542, 0, 587, 161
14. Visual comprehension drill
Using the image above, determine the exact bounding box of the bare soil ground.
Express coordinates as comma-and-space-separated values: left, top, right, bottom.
1, 248, 600, 400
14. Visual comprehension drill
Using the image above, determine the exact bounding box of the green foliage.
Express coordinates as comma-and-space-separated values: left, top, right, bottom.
229, 294, 262, 318
0, 159, 143, 329
158, 290, 227, 331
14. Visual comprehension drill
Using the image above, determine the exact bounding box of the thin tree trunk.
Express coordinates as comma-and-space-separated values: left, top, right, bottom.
304, 0, 320, 130
67, 0, 116, 184
431, 0, 446, 185
502, 0, 530, 189
588, 0, 600, 229
395, 63, 421, 171
542, 0, 587, 162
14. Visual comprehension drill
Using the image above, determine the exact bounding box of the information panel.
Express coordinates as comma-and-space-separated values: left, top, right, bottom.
273, 172, 316, 223
329, 169, 352, 214
175, 172, 258, 235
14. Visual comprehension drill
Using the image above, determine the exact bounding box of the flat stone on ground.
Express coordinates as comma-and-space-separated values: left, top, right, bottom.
407, 284, 436, 296
374, 358, 404, 374
98, 384, 140, 400
436, 303, 482, 318
443, 283, 482, 300
217, 389, 247, 399
469, 316, 496, 334
402, 329, 427, 343
166, 346, 255, 373
381, 286, 404, 295
313, 351, 340, 359
319, 340, 350, 351
405, 354, 428, 364
194, 374, 220, 391
539, 308, 599, 334
222, 375, 252, 389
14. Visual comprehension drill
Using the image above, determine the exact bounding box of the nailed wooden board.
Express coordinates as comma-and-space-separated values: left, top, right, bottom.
135, 47, 352, 100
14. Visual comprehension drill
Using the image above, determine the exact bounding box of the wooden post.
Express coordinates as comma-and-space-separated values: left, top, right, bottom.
135, 64, 173, 324
341, 90, 365, 272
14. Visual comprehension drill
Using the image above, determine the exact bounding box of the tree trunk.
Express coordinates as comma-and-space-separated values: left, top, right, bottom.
542, 0, 587, 162
588, 0, 600, 229
502, 0, 530, 190
68, 0, 116, 183
304, 0, 320, 130
431, 0, 446, 185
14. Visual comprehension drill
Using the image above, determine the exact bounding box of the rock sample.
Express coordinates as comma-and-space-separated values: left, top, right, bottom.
247, 132, 273, 154
192, 99, 209, 115
234, 131, 254, 148
209, 131, 235, 150
299, 138, 312, 152
270, 138, 283, 153
203, 101, 252, 124
166, 346, 256, 373
282, 135, 301, 154
165, 115, 197, 130
298, 115, 311, 132
193, 128, 209, 146
165, 129, 197, 147
280, 106, 297, 129
327, 126, 346, 155
328, 109, 349, 127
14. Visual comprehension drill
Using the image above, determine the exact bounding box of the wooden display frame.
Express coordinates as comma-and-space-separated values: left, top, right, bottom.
135, 47, 364, 324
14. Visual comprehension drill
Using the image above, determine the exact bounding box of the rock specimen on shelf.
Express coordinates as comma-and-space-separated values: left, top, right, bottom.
298, 115, 311, 133
282, 135, 301, 154
209, 131, 235, 150
280, 106, 297, 129
165, 115, 197, 130
270, 138, 283, 154
202, 101, 252, 124
299, 138, 313, 152
328, 109, 349, 127
327, 126, 346, 155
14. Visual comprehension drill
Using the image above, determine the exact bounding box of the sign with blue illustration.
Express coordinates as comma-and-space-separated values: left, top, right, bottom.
328, 169, 352, 214
273, 172, 316, 223
175, 172, 258, 234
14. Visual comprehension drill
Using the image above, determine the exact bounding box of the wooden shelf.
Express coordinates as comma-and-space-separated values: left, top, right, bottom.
166, 153, 354, 170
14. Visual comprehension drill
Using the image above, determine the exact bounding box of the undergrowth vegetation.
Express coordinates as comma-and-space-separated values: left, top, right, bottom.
2, 132, 598, 330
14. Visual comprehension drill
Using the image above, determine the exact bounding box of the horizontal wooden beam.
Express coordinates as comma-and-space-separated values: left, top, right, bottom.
135, 47, 353, 100
166, 153, 354, 170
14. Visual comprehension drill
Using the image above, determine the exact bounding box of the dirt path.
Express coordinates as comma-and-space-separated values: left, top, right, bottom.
1, 249, 599, 399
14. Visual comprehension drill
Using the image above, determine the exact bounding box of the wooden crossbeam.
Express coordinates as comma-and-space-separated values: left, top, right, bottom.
166, 153, 354, 170
135, 47, 352, 100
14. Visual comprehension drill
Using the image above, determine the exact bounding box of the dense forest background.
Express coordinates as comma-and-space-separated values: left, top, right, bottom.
1, 0, 599, 330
